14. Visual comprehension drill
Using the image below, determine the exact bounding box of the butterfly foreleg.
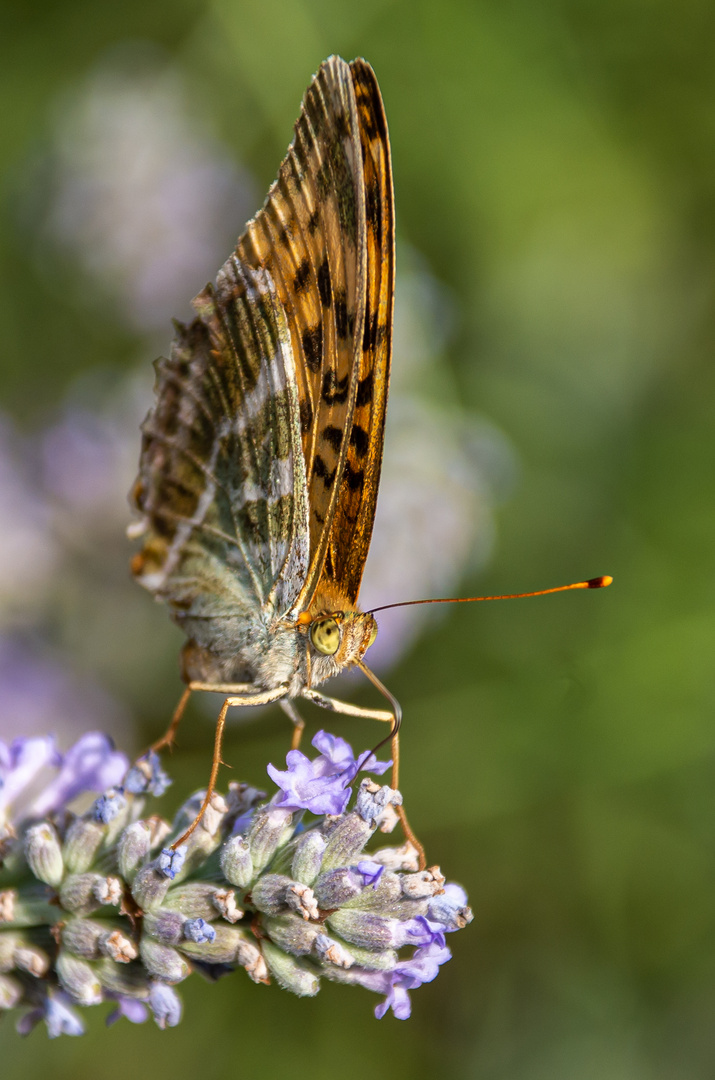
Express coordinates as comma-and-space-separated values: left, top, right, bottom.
170, 685, 290, 849
279, 699, 306, 750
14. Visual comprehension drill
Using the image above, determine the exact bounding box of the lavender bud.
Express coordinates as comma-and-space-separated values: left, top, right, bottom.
14, 945, 50, 977
92, 875, 122, 906
220, 835, 253, 888
130, 863, 172, 911
148, 981, 182, 1029
226, 782, 265, 817
320, 812, 374, 872
59, 873, 104, 914
143, 909, 185, 945
428, 891, 474, 930
117, 821, 152, 881
0, 889, 15, 923
291, 829, 327, 885
326, 908, 398, 950
24, 822, 64, 887
212, 889, 243, 923
94, 956, 148, 997
314, 867, 363, 909
56, 952, 103, 1005
325, 937, 397, 970
368, 840, 421, 872
313, 933, 353, 969
250, 873, 293, 916
164, 882, 221, 920
355, 780, 402, 826
285, 882, 319, 921
0, 974, 21, 1009
400, 866, 445, 899
235, 938, 269, 983
262, 914, 320, 957
139, 938, 191, 983
61, 918, 106, 959
0, 933, 19, 971
180, 924, 244, 963
261, 940, 320, 997
246, 806, 294, 874
349, 870, 402, 911
62, 819, 105, 874
99, 929, 137, 963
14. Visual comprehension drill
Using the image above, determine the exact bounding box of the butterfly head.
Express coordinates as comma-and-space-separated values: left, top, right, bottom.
297, 607, 378, 683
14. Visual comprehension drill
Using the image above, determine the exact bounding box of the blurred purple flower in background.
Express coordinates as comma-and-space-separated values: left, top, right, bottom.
43, 46, 257, 332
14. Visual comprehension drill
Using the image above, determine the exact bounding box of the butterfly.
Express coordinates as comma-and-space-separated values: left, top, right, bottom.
129, 56, 421, 854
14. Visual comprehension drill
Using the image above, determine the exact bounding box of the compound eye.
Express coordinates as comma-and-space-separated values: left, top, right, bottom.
310, 617, 341, 656
367, 620, 378, 648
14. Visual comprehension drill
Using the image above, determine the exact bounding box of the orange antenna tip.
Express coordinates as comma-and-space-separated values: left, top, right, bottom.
586, 575, 613, 588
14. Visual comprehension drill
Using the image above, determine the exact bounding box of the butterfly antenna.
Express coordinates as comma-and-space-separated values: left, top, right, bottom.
367, 575, 613, 615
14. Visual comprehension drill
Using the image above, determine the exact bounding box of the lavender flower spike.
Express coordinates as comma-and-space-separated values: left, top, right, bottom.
267, 730, 390, 816
1, 727, 471, 1034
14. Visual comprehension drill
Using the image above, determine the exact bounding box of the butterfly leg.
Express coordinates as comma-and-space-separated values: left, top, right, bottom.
170, 684, 289, 849
301, 688, 425, 870
150, 686, 192, 753
279, 699, 306, 750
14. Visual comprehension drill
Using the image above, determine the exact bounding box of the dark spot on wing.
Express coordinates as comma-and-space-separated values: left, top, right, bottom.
349, 425, 369, 457
334, 110, 350, 140
356, 370, 374, 407
321, 369, 350, 405
322, 425, 343, 452
293, 259, 311, 293
308, 208, 320, 234
343, 461, 364, 492
365, 180, 381, 238
313, 454, 337, 489
334, 291, 354, 339
317, 259, 331, 308
302, 325, 323, 373
317, 162, 331, 197
300, 398, 313, 435
362, 310, 379, 352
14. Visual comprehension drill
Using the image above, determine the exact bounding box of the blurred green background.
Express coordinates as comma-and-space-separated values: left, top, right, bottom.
3, 0, 715, 1076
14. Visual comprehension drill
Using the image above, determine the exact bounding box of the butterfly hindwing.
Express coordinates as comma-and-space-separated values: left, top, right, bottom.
132, 262, 308, 651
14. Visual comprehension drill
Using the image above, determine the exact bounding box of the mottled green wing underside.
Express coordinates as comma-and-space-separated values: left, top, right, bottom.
132, 262, 309, 641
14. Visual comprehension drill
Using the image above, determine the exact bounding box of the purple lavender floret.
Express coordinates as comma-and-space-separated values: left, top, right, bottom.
267, 730, 390, 815
357, 859, 385, 888
106, 996, 149, 1027
124, 750, 171, 797
157, 845, 186, 879
91, 788, 126, 824
25, 733, 128, 819
1, 733, 128, 829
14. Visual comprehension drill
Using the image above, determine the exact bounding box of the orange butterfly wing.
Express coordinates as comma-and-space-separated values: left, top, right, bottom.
234, 56, 394, 612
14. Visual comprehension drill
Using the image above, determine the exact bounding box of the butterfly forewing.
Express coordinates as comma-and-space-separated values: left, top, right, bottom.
235, 56, 392, 611
318, 59, 394, 606
132, 55, 392, 658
